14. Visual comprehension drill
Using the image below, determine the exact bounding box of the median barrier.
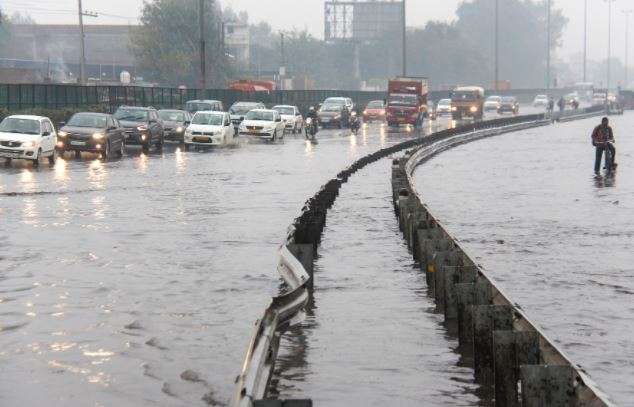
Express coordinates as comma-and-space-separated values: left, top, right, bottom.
392, 121, 615, 406
231, 111, 616, 406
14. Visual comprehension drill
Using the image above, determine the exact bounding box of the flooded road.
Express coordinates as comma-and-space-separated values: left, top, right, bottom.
273, 158, 480, 406
0, 122, 444, 406
414, 113, 634, 406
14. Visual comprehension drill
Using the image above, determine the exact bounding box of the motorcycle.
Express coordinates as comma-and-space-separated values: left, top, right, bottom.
305, 117, 318, 139
350, 111, 360, 135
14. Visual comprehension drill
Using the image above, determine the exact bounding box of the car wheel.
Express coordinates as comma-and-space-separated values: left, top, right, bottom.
4, 158, 11, 166
102, 140, 111, 161
183, 144, 189, 151
156, 134, 164, 150
48, 149, 57, 166
118, 139, 125, 157
272, 130, 277, 142
142, 141, 150, 153
74, 150, 81, 159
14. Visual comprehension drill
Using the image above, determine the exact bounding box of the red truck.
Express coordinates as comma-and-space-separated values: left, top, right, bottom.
386, 77, 429, 127
229, 79, 276, 92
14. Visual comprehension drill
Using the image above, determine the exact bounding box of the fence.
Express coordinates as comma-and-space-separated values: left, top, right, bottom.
0, 84, 385, 115
0, 83, 577, 115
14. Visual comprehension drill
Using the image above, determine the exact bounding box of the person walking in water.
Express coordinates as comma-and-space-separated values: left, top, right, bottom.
557, 96, 566, 112
591, 117, 616, 175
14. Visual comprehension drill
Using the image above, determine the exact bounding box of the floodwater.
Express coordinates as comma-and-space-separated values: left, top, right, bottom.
414, 113, 634, 406
272, 158, 480, 406
0, 122, 442, 406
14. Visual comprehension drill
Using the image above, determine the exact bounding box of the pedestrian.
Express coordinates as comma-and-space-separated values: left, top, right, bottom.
557, 97, 565, 112
591, 117, 617, 175
547, 97, 554, 113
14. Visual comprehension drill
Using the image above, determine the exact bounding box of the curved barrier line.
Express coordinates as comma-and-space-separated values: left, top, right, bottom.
395, 118, 616, 406
231, 111, 612, 407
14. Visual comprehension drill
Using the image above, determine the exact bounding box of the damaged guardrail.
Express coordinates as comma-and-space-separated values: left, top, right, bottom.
392, 122, 616, 406
230, 112, 579, 407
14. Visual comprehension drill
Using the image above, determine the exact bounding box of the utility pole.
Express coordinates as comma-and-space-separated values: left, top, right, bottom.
280, 33, 286, 90
494, 0, 499, 90
77, 0, 97, 84
546, 0, 551, 89
607, 0, 615, 93
402, 0, 407, 77
583, 0, 588, 82
199, 0, 206, 95
624, 9, 633, 88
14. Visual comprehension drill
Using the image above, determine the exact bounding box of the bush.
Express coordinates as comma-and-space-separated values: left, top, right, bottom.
0, 105, 109, 126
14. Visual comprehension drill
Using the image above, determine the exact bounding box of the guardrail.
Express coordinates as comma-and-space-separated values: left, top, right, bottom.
554, 104, 608, 123
230, 113, 555, 407
392, 123, 616, 406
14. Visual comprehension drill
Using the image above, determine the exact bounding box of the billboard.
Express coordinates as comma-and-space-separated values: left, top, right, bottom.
325, 1, 404, 42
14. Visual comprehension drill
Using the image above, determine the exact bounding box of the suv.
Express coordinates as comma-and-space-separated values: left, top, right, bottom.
113, 106, 164, 152
321, 97, 353, 127
185, 100, 224, 114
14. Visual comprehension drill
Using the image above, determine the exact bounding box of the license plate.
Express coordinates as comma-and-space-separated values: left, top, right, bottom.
249, 130, 259, 134
193, 136, 210, 143
71, 141, 86, 146
321, 118, 330, 122
0, 151, 20, 158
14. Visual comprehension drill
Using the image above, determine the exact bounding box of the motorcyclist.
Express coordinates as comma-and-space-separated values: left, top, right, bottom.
591, 117, 617, 175
306, 106, 318, 136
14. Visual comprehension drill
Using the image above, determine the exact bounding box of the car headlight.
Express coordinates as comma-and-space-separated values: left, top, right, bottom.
58, 131, 68, 138
176, 126, 184, 133
451, 106, 458, 111
137, 125, 148, 131
22, 141, 36, 148
470, 106, 478, 112
334, 115, 341, 120
92, 133, 105, 140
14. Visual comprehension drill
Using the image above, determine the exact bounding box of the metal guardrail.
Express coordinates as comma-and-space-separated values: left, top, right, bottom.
230, 113, 557, 407
393, 121, 616, 406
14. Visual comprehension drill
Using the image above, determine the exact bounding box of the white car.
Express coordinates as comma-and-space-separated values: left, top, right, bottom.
484, 95, 502, 111
436, 98, 452, 115
533, 94, 549, 107
273, 105, 304, 134
0, 115, 58, 166
238, 109, 285, 141
184, 111, 235, 148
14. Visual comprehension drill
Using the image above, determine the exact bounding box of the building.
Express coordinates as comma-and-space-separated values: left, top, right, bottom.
1, 24, 136, 83
224, 21, 250, 68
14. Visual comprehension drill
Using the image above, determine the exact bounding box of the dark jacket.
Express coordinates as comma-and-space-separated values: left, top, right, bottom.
591, 125, 614, 146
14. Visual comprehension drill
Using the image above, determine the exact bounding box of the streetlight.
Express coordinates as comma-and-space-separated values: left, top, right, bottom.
624, 9, 633, 88
494, 0, 499, 91
605, 0, 616, 93
546, 0, 551, 89
583, 0, 588, 82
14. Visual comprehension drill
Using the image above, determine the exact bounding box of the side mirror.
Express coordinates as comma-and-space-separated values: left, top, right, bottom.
58, 121, 66, 127
276, 117, 282, 122
42, 131, 51, 136
184, 121, 191, 125
108, 126, 117, 131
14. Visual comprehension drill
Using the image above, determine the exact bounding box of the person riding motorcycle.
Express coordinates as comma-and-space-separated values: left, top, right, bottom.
305, 106, 318, 137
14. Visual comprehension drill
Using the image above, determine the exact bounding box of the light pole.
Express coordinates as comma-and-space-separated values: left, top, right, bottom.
584, 0, 588, 82
402, 0, 407, 77
606, 0, 616, 93
494, 0, 499, 90
199, 0, 206, 95
624, 9, 633, 88
546, 0, 551, 89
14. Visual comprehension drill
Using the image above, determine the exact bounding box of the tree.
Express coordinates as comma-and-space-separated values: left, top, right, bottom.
130, 0, 230, 87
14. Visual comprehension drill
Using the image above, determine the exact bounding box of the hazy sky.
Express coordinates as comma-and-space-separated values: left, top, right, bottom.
1, 0, 628, 63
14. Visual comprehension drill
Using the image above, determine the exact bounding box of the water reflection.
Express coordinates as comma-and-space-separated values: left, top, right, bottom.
175, 147, 187, 174
594, 174, 617, 188
54, 157, 70, 183
87, 159, 106, 189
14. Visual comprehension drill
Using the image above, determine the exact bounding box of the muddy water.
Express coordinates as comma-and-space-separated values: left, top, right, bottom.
273, 158, 480, 406
0, 123, 447, 406
414, 114, 634, 406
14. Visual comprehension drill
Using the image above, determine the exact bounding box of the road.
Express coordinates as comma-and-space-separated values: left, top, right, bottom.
0, 104, 549, 406
414, 112, 633, 406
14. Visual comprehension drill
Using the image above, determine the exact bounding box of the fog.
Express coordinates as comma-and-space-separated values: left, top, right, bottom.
1, 0, 627, 63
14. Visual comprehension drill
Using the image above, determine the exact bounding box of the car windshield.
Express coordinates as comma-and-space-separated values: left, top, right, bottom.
230, 104, 258, 115
324, 98, 346, 106
367, 101, 384, 108
320, 104, 341, 112
245, 111, 275, 121
438, 99, 451, 106
388, 94, 418, 106
0, 118, 41, 134
486, 96, 501, 102
67, 114, 107, 128
192, 113, 223, 125
114, 109, 148, 122
185, 102, 212, 113
535, 95, 547, 100
452, 91, 479, 101
501, 97, 515, 102
159, 111, 185, 121
274, 106, 295, 115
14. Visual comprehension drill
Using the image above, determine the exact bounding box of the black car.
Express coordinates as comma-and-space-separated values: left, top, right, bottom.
113, 106, 164, 151
498, 96, 520, 114
158, 109, 191, 143
317, 103, 347, 128
57, 112, 125, 160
